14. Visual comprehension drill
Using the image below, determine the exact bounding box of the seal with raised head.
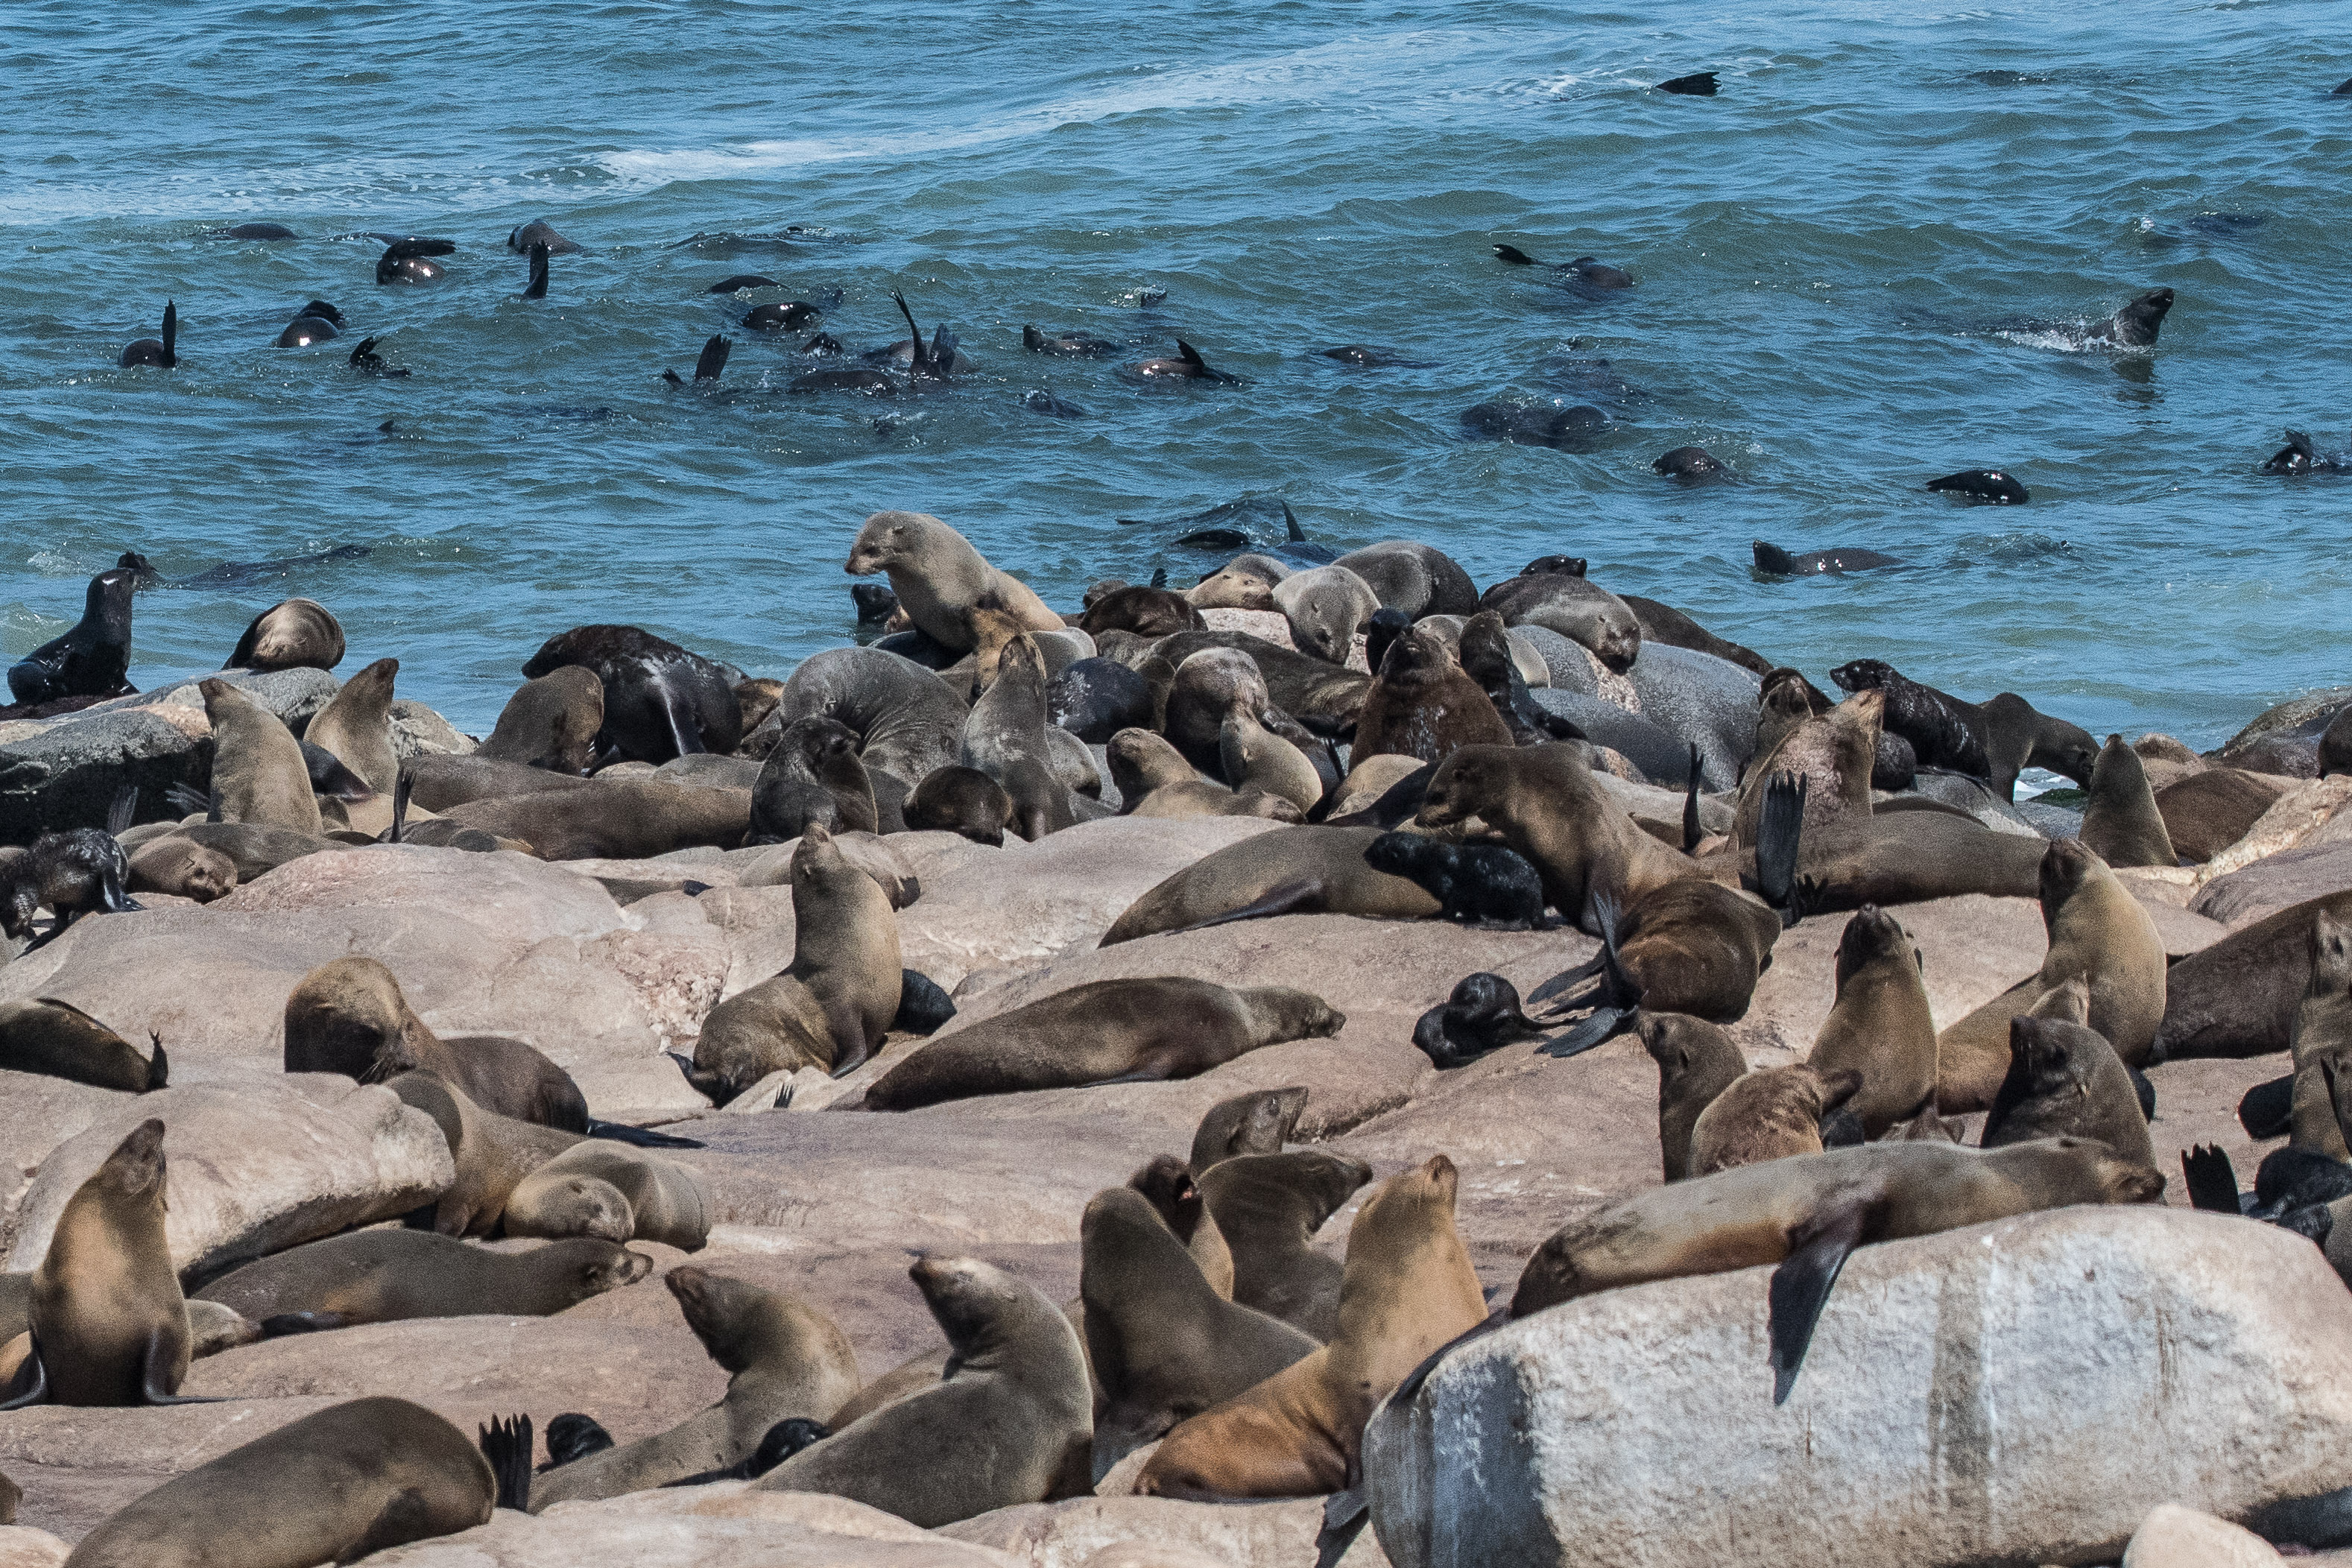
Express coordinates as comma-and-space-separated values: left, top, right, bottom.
61, 1396, 493, 1568
864, 979, 1342, 1113
1196, 1148, 1373, 1340
1218, 707, 1324, 812
1351, 622, 1514, 767
1138, 1155, 1487, 1499
685, 824, 902, 1101
2086, 285, 2174, 347
749, 715, 877, 844
1270, 565, 1377, 666
0, 998, 165, 1093
531, 1267, 860, 1508
1190, 1087, 1309, 1172
2078, 733, 2178, 867
195, 1230, 648, 1330
1686, 1063, 1863, 1177
753, 1256, 1093, 1527
381, 1070, 579, 1238
845, 511, 1063, 654
521, 625, 742, 764
1640, 1011, 1749, 1181
960, 633, 1080, 839
1806, 905, 1937, 1137
228, 597, 345, 671
200, 677, 322, 835
1827, 659, 1988, 778
476, 666, 604, 774
7, 567, 137, 706
1981, 1012, 2156, 1170
305, 655, 400, 794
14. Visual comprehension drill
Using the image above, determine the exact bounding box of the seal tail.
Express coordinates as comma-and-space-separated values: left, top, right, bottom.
1768, 1191, 1882, 1405
1755, 771, 1809, 926
584, 1119, 705, 1150
159, 300, 177, 367
524, 241, 549, 300
2181, 1145, 2242, 1215
106, 783, 138, 837
478, 1414, 534, 1511
144, 1031, 168, 1092
1681, 744, 1702, 851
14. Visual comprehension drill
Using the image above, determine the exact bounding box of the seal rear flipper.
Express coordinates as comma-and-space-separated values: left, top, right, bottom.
388, 768, 413, 844
164, 782, 209, 819
159, 300, 178, 365
1682, 744, 1702, 851
0, 1334, 45, 1409
892, 970, 955, 1034
1282, 500, 1307, 543
584, 1119, 705, 1150
145, 1031, 168, 1092
1538, 1005, 1634, 1059
478, 1414, 534, 1511
259, 1311, 350, 1336
1755, 771, 1809, 926
1315, 1483, 1372, 1568
105, 783, 138, 836
1768, 1192, 1883, 1405
693, 333, 731, 384
1162, 876, 1327, 937
2238, 1073, 2295, 1140
139, 1324, 221, 1405
671, 1052, 733, 1104
2181, 1145, 2243, 1215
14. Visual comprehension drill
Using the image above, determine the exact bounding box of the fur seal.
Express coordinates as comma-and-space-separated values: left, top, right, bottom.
1981, 1012, 2156, 1169
2153, 767, 2295, 862
382, 1070, 578, 1238
1686, 1063, 1863, 1176
757, 646, 966, 809
1640, 1011, 1750, 1181
845, 512, 1063, 654
1351, 624, 1514, 766
272, 300, 343, 347
2078, 733, 2178, 867
1411, 972, 1546, 1067
0, 999, 165, 1093
1186, 554, 1292, 610
685, 825, 902, 1100
304, 656, 399, 794
477, 666, 604, 773
864, 979, 1342, 1112
1197, 1149, 1372, 1341
508, 218, 583, 255
1476, 558, 1640, 671
1510, 1138, 2163, 1399
1925, 468, 2030, 505
1084, 1185, 1321, 1479
1150, 630, 1371, 739
1121, 341, 1239, 384
1619, 595, 1771, 677
1577, 875, 1784, 1025
1, 1120, 206, 1409
531, 1267, 859, 1508
6, 568, 136, 705
1218, 709, 1324, 812
1125, 1154, 1236, 1297
2285, 911, 2352, 1157
1827, 659, 1990, 777
1751, 541, 1902, 575
961, 633, 1081, 838
904, 765, 1014, 844
1046, 657, 1154, 743
1162, 648, 1273, 775
1100, 825, 1442, 944
1934, 838, 2166, 1111
199, 677, 320, 834
1191, 1087, 1309, 1171
753, 1256, 1093, 1526
1657, 445, 1731, 479
195, 1230, 648, 1329
1328, 542, 1478, 619
60, 1397, 493, 1567
1138, 1156, 1486, 1499
503, 1140, 712, 1251
520, 625, 742, 764
2086, 286, 2174, 347
118, 300, 178, 368
1, 821, 142, 943
228, 597, 344, 671
1456, 610, 1582, 747
438, 778, 750, 859
1364, 834, 1547, 929
1806, 905, 1937, 1137
1107, 730, 1296, 821
1270, 566, 1377, 666
1078, 586, 1204, 638
749, 716, 877, 844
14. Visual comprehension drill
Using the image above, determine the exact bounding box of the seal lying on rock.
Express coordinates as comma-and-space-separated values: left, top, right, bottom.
864, 978, 1342, 1112
1412, 973, 1547, 1068
1189, 1087, 1310, 1172
1100, 825, 1443, 944
1362, 832, 1548, 929
195, 1230, 651, 1330
845, 511, 1063, 654
0, 997, 165, 1093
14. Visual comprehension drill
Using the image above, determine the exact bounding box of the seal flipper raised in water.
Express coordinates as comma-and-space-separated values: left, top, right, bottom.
663, 335, 731, 388
119, 301, 178, 369
374, 235, 457, 285
478, 1414, 534, 1511
523, 241, 550, 300
348, 335, 408, 376
1768, 1183, 1886, 1404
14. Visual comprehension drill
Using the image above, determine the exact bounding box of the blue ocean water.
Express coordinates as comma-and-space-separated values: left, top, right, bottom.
1, 0, 2345, 739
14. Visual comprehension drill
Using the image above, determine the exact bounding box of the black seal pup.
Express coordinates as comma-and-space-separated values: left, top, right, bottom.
1829, 658, 1990, 777
118, 301, 177, 367
7, 566, 137, 705
1412, 973, 1546, 1068
520, 625, 744, 764
1362, 830, 1546, 929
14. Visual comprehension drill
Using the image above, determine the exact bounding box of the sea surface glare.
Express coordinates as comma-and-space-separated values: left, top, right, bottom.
1, 0, 2346, 738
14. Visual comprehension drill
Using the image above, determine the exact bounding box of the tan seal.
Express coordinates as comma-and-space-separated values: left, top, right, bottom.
200, 677, 321, 834
1638, 1012, 1748, 1181
1218, 708, 1324, 813
504, 1139, 712, 1251
382, 1069, 580, 1237
477, 666, 604, 773
1099, 824, 1441, 945
227, 596, 344, 672
124, 835, 237, 902
194, 1230, 650, 1330
1806, 905, 1937, 1137
1686, 1063, 1863, 1176
305, 656, 401, 794
2078, 733, 2176, 868
845, 511, 1063, 654
0, 998, 165, 1093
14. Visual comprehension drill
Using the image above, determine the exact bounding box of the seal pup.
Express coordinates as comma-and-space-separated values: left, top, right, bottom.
1511, 1138, 2164, 1400
685, 825, 902, 1099
1084, 1185, 1321, 1481
227, 596, 344, 671
864, 979, 1342, 1112
1191, 1087, 1309, 1171
375, 235, 456, 284
1981, 1013, 2157, 1170
1138, 1156, 1487, 1499
1197, 1149, 1372, 1340
195, 1230, 649, 1329
1121, 341, 1239, 385
749, 716, 877, 843
1686, 1063, 1863, 1176
61, 1396, 493, 1567
658, 1418, 831, 1486
1806, 905, 1938, 1137
1, 1119, 209, 1409
531, 1267, 859, 1508
752, 1256, 1093, 1527
1365, 834, 1546, 929
903, 765, 1013, 844
1827, 659, 1988, 777
272, 300, 343, 347
200, 677, 323, 834
1476, 557, 1641, 671
1100, 824, 1443, 943
1350, 623, 1513, 765
1934, 838, 2166, 1110
1752, 541, 1903, 575
845, 511, 1062, 654
1640, 1011, 1750, 1181
663, 334, 731, 386
520, 624, 742, 762
0, 998, 165, 1093
2078, 733, 2178, 867
961, 633, 1078, 838
7, 566, 136, 704
1411, 972, 1546, 1068
478, 666, 604, 773
1, 798, 143, 944
305, 655, 399, 793
1219, 708, 1324, 812
118, 300, 177, 367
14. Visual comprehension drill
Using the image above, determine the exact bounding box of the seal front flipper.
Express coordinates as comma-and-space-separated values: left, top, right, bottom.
694, 334, 732, 384
1160, 876, 1327, 938
2237, 1073, 2294, 1140
1682, 744, 1701, 852
0, 1333, 45, 1409
658, 679, 706, 758
258, 1311, 351, 1336
387, 767, 414, 844
585, 1119, 705, 1150
1538, 1005, 1633, 1059
1768, 1188, 1885, 1405
1755, 771, 1809, 926
140, 1322, 221, 1405
2180, 1145, 2243, 1215
478, 1414, 534, 1510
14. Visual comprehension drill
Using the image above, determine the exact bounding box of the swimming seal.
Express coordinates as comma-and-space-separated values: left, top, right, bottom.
1925, 469, 2030, 505
752, 1256, 1093, 1527
1640, 1011, 1750, 1180
7, 567, 136, 705
1121, 341, 1239, 385
118, 301, 177, 368
60, 1396, 493, 1567
1138, 1155, 1486, 1499
749, 715, 877, 843
0, 998, 165, 1093
1753, 540, 1902, 575
200, 677, 323, 835
1411, 972, 1546, 1068
477, 666, 604, 773
2086, 286, 2174, 347
1806, 905, 1937, 1137
1657, 72, 1719, 95
1655, 446, 1730, 479
211, 222, 296, 240
2078, 733, 2177, 867
272, 300, 343, 347
531, 1266, 859, 1508
864, 979, 1342, 1112
1459, 399, 1610, 450
1489, 244, 1635, 289
664, 334, 732, 387
375, 235, 456, 285
228, 597, 345, 671
508, 218, 583, 254
1197, 1149, 1373, 1341
195, 1230, 648, 1330
1686, 1063, 1863, 1176
520, 625, 743, 764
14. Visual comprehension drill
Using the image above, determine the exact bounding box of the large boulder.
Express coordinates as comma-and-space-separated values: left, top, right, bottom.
1, 1077, 450, 1279
948, 1494, 1388, 1567
2122, 1505, 2283, 1566
1365, 1209, 2352, 1568
2194, 841, 2352, 929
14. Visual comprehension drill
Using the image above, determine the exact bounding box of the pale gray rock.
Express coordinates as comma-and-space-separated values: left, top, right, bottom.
949, 1494, 1389, 1567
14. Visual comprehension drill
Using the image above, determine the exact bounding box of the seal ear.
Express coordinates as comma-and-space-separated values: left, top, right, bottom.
1768, 1186, 1887, 1405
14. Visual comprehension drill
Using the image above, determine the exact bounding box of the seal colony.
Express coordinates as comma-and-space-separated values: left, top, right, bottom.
0, 505, 2348, 1567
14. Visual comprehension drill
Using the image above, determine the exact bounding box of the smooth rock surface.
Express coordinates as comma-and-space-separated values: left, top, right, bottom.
949, 1495, 1388, 1568
2122, 1504, 2281, 1567
2194, 841, 2352, 929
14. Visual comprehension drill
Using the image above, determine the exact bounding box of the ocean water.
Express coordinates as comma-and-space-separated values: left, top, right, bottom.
1, 0, 2346, 740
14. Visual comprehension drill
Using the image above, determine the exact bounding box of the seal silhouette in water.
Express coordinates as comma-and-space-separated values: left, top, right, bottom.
1654, 446, 1730, 480
1122, 341, 1239, 385
709, 274, 778, 293
119, 301, 177, 368
1460, 400, 1609, 449
1657, 71, 1719, 95
1754, 541, 1903, 575
663, 335, 730, 388
348, 336, 407, 376
1491, 244, 1634, 289
507, 218, 582, 255
2085, 286, 2173, 346
1024, 324, 1122, 357
273, 300, 343, 347
1926, 468, 2029, 504
209, 221, 296, 240
522, 242, 550, 300
373, 235, 457, 285
2263, 429, 2349, 475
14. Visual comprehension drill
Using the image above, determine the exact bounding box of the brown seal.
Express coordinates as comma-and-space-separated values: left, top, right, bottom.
1161, 648, 1271, 776
284, 955, 589, 1130
864, 979, 1343, 1113
960, 633, 1079, 839
1196, 1149, 1371, 1340
61, 1397, 491, 1567
686, 824, 902, 1100
1149, 631, 1371, 739
194, 1230, 650, 1329
753, 1256, 1093, 1527
903, 765, 1014, 844
1981, 1009, 2156, 1169
476, 666, 604, 774
1078, 585, 1204, 638
305, 656, 400, 793
1082, 1185, 1319, 1482
1935, 838, 2167, 1111
1686, 1063, 1863, 1176
2078, 733, 2177, 868
504, 1140, 712, 1251
2158, 890, 2352, 1059
0, 998, 165, 1093
438, 778, 750, 859
1107, 730, 1297, 822
1806, 905, 1937, 1137
749, 715, 878, 844
845, 511, 1063, 653
1137, 1155, 1487, 1499
531, 1266, 859, 1508
125, 835, 237, 902
2287, 909, 2352, 1157
1417, 742, 1699, 920
382, 1069, 578, 1237
1125, 1154, 1235, 1298
2153, 767, 2295, 862
1736, 687, 1880, 850
1599, 876, 1784, 1023
1185, 554, 1292, 610
1270, 565, 1377, 666
1099, 825, 1441, 945
227, 597, 344, 671
1639, 1011, 1748, 1181
1350, 623, 1512, 769
1190, 1086, 1309, 1172
1218, 708, 1324, 813
200, 677, 322, 834
1, 1119, 205, 1409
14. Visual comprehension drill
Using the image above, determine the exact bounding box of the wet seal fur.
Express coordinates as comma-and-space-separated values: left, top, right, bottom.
521, 625, 742, 764
6, 567, 136, 705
